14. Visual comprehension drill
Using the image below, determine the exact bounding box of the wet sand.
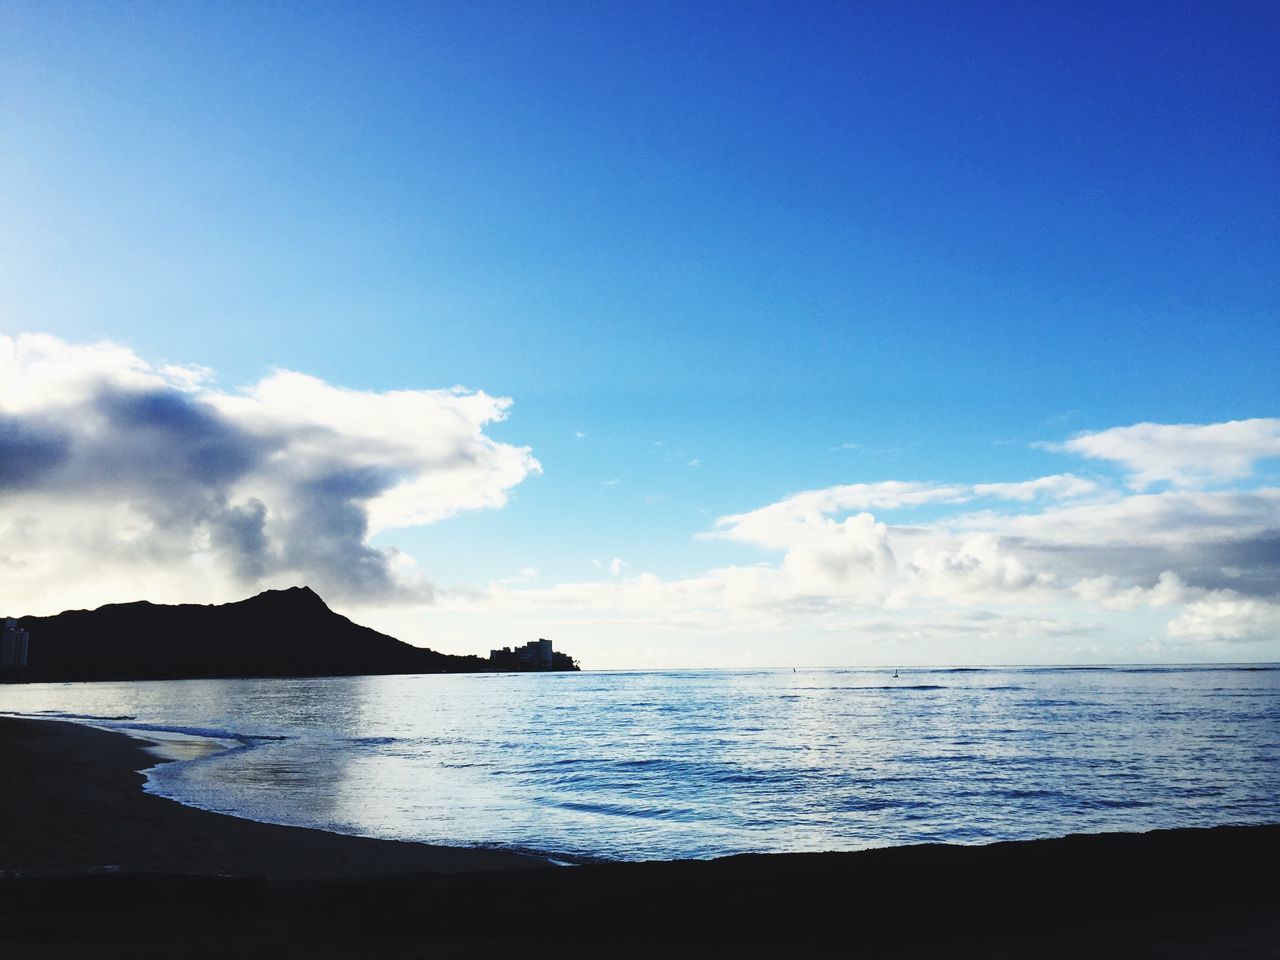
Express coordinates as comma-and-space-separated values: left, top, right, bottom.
0, 717, 541, 880
2, 716, 1278, 958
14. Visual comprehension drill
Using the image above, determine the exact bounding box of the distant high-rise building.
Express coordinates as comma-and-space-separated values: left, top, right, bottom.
487, 637, 558, 671
0, 618, 30, 674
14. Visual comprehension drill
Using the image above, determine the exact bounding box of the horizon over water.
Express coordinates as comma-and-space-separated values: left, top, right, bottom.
3, 665, 1278, 862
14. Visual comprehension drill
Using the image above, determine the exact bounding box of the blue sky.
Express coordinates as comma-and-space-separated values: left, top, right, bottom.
2, 2, 1277, 666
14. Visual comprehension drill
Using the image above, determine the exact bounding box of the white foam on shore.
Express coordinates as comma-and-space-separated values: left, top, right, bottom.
124, 727, 240, 764
3, 710, 249, 764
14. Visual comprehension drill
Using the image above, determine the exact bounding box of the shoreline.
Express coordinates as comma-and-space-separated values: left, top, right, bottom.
3, 716, 1279, 957
0, 717, 543, 881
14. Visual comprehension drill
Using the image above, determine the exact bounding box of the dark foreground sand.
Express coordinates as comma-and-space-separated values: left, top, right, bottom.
2, 717, 1277, 958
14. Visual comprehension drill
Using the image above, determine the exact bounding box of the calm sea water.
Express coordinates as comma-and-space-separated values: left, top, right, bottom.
3, 666, 1279, 861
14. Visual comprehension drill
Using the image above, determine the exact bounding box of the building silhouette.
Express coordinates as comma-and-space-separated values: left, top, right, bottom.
0, 618, 30, 681
488, 637, 571, 671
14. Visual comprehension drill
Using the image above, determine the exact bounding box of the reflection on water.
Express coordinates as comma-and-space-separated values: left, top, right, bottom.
2, 665, 1278, 861
133, 729, 237, 764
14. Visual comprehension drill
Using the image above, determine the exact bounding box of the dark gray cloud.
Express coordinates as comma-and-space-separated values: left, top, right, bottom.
0, 334, 538, 616
208, 497, 270, 582
1013, 531, 1280, 600
95, 387, 268, 485
278, 467, 429, 602
0, 383, 424, 602
81, 386, 273, 493
0, 416, 71, 488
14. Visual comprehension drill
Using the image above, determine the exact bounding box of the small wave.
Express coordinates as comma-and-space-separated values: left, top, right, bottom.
1011, 664, 1280, 675
1078, 797, 1155, 810
1113, 665, 1279, 674
552, 798, 707, 823
1, 711, 286, 747
904, 753, 985, 764
343, 736, 400, 746
4, 709, 138, 722
1022, 699, 1089, 708
996, 788, 1063, 800
796, 684, 946, 692
831, 797, 900, 812
114, 721, 287, 744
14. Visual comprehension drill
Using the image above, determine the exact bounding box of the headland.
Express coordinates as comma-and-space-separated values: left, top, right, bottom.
4, 586, 578, 683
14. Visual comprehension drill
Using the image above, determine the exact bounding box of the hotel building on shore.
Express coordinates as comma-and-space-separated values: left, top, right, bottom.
0, 618, 30, 679
488, 638, 555, 671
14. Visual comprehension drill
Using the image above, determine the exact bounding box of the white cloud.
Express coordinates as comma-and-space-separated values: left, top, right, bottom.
494, 567, 539, 586
455, 419, 1280, 663
710, 481, 968, 552
1055, 418, 1280, 489
951, 490, 1280, 600
211, 370, 537, 533
5, 351, 1275, 667
0, 334, 539, 613
1168, 592, 1280, 643
972, 473, 1097, 501
1075, 571, 1188, 610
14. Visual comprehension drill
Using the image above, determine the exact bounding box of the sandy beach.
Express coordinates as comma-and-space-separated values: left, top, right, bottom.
2, 716, 1278, 958
0, 717, 542, 880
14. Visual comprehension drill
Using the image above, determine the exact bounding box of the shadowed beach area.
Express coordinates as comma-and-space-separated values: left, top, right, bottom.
2, 716, 1278, 958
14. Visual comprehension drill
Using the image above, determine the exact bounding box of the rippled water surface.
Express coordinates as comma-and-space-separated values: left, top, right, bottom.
4, 666, 1278, 860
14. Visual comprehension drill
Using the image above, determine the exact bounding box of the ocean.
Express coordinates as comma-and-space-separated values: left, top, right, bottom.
3, 665, 1278, 862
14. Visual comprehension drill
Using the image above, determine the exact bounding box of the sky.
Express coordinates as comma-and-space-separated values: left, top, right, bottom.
1, 1, 1277, 667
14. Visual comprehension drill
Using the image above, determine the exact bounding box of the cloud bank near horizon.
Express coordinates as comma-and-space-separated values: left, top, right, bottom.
466, 419, 1280, 659
2, 333, 1276, 663
0, 334, 539, 613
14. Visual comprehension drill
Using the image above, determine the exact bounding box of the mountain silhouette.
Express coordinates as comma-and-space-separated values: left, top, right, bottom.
10, 587, 560, 682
